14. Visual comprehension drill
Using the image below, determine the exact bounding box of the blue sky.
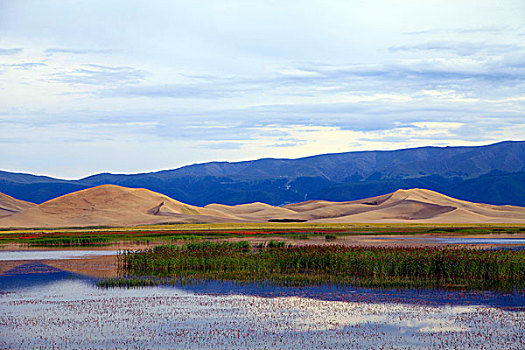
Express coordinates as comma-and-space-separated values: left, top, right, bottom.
0, 0, 524, 178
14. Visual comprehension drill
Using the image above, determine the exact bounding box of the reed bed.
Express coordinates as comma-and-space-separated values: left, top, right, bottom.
115, 243, 525, 291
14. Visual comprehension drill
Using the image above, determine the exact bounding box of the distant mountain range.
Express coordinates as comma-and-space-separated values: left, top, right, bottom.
1, 140, 524, 206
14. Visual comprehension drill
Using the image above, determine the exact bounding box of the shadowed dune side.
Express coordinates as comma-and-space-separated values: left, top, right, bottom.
284, 193, 394, 213
0, 193, 36, 218
0, 186, 524, 227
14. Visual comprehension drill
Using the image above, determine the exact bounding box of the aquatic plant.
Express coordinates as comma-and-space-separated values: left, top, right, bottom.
116, 244, 525, 291
97, 277, 160, 288
184, 241, 251, 251
266, 240, 286, 248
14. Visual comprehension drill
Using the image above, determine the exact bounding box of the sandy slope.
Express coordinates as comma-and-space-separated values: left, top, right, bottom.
205, 202, 298, 220
304, 189, 525, 223
0, 186, 524, 228
0, 193, 35, 218
0, 185, 245, 227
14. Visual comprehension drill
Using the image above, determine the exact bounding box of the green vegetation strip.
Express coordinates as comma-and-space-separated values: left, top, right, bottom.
3, 225, 524, 246
105, 242, 525, 291
25, 236, 112, 247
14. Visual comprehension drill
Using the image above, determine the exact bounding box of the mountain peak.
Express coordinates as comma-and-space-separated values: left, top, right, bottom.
1, 141, 524, 206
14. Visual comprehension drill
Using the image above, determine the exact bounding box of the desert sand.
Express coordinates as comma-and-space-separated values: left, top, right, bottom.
0, 185, 524, 228
0, 192, 36, 218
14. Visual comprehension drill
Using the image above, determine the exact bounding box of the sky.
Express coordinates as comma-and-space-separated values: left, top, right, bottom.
0, 0, 524, 179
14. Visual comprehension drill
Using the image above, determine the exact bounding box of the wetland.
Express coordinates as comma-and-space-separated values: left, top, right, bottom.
1, 224, 525, 349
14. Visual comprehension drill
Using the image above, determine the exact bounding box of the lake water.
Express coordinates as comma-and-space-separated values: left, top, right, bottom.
1, 252, 524, 349
435, 237, 525, 245
0, 249, 120, 261
372, 236, 525, 246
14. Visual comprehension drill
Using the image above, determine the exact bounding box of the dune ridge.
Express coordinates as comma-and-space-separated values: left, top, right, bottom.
0, 185, 524, 228
0, 193, 36, 218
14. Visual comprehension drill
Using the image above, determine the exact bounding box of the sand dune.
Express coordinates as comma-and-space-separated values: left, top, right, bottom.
0, 186, 524, 228
300, 189, 525, 223
0, 193, 35, 218
0, 185, 245, 227
205, 202, 298, 220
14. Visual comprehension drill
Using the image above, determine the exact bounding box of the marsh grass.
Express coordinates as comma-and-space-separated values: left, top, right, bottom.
114, 244, 525, 292
288, 234, 310, 239
97, 277, 160, 288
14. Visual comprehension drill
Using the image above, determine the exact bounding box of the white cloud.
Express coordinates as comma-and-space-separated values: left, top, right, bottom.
0, 0, 523, 176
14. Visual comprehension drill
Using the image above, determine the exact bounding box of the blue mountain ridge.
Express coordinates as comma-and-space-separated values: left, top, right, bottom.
1, 141, 524, 206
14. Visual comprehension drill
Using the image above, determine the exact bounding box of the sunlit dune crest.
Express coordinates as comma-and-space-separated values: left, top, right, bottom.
0, 185, 524, 228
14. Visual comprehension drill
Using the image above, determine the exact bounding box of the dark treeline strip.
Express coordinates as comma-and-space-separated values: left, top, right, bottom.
116, 243, 525, 291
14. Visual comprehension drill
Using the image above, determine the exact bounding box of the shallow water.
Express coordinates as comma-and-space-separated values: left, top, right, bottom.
1, 260, 524, 349
435, 237, 525, 245
0, 249, 120, 261
372, 236, 525, 246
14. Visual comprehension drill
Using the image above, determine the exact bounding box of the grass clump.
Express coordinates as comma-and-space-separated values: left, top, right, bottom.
267, 240, 286, 248
184, 241, 251, 251
288, 234, 310, 240
97, 277, 160, 288
165, 235, 202, 241
256, 241, 287, 248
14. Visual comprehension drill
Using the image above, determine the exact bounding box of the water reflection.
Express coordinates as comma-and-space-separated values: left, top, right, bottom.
173, 279, 525, 310
434, 237, 525, 245
2, 260, 524, 310
1, 260, 525, 349
372, 236, 525, 247
0, 250, 119, 261
0, 261, 93, 290
2, 273, 524, 349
